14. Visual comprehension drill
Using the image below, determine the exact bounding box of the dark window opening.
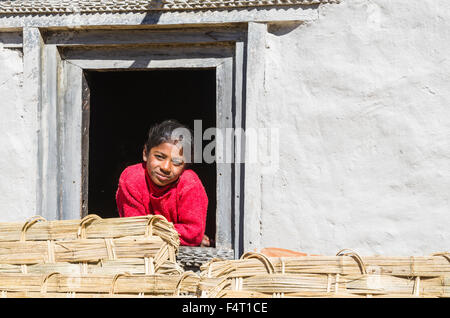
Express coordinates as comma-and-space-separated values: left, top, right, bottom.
85, 69, 217, 246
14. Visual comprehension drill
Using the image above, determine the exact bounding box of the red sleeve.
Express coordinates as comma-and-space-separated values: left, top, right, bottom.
174, 180, 208, 246
116, 170, 147, 217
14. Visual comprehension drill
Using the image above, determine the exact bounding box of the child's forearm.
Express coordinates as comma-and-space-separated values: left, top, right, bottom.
174, 222, 205, 246
116, 182, 147, 217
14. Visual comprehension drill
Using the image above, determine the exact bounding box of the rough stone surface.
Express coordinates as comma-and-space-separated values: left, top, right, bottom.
0, 46, 37, 221
0, 0, 338, 14
258, 0, 450, 256
0, 7, 318, 28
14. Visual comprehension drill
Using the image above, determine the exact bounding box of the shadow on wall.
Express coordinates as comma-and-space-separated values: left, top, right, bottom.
140, 0, 164, 25
130, 4, 163, 68
268, 21, 305, 36
265, 3, 318, 35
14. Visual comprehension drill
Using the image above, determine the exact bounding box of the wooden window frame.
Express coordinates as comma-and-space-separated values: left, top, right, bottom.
40, 26, 247, 261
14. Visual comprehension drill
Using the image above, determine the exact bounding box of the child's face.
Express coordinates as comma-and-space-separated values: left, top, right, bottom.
143, 142, 186, 187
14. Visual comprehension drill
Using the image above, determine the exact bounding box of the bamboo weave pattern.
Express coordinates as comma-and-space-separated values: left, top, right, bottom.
198, 250, 450, 298
0, 272, 200, 297
0, 215, 448, 298
0, 214, 180, 276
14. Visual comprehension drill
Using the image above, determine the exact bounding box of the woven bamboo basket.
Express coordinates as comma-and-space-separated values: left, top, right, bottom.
198, 250, 450, 298
0, 214, 180, 276
0, 259, 184, 276
0, 271, 200, 298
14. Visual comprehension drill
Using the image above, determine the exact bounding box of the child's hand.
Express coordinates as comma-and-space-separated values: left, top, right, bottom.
200, 234, 211, 247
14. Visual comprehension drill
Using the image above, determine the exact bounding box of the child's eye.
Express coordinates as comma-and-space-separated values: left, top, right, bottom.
172, 160, 183, 166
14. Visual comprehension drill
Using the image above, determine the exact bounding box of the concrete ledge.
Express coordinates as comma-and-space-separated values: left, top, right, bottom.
0, 6, 321, 28
0, 0, 339, 14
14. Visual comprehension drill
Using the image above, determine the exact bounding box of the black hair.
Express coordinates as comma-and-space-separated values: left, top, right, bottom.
144, 119, 194, 166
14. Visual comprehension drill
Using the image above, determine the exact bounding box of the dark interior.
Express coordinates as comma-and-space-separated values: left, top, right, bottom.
85, 69, 217, 246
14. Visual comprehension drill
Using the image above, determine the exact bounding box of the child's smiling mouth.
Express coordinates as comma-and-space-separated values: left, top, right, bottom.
155, 172, 171, 182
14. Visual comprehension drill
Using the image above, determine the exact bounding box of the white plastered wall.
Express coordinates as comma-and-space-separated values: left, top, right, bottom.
0, 1, 448, 255
0, 45, 37, 221
254, 0, 450, 256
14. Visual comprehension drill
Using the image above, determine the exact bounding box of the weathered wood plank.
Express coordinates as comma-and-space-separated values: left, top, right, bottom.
216, 58, 234, 249
81, 71, 90, 218
45, 27, 246, 46
0, 31, 22, 48
59, 61, 83, 220
41, 44, 61, 221
233, 40, 245, 258
243, 22, 267, 253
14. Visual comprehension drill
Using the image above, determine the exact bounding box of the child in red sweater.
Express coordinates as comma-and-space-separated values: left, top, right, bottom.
116, 120, 209, 246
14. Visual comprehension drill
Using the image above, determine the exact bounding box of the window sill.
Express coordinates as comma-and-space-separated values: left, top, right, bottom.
177, 246, 234, 270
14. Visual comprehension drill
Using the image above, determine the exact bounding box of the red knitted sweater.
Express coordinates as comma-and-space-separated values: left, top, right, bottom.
116, 163, 208, 246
